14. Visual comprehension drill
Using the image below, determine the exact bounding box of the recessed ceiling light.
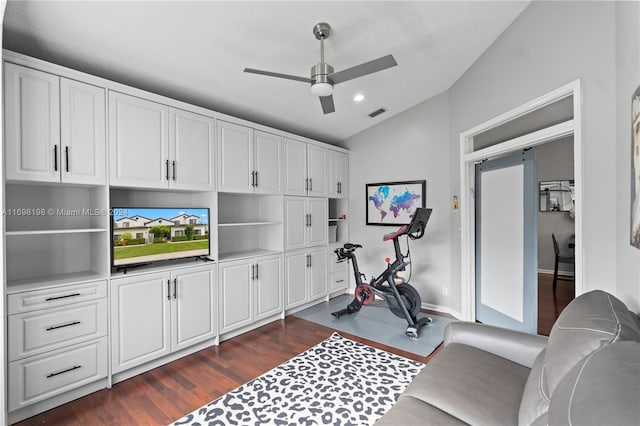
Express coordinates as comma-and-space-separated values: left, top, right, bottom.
353, 93, 365, 102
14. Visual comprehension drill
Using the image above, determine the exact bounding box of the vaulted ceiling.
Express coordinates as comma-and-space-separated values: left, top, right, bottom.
2, 1, 530, 144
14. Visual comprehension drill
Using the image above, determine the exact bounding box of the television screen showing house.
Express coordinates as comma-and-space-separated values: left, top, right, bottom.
112, 208, 210, 266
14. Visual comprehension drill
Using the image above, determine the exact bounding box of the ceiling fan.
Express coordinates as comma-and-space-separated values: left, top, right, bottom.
244, 22, 397, 114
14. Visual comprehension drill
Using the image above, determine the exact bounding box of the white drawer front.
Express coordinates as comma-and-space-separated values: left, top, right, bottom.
8, 337, 108, 412
9, 300, 108, 361
8, 280, 107, 315
330, 272, 349, 293
328, 248, 348, 273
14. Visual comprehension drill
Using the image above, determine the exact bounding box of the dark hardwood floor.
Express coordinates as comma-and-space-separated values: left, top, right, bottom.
538, 272, 574, 336
15, 283, 570, 426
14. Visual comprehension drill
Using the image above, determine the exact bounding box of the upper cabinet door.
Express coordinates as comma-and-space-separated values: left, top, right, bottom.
307, 197, 328, 247
307, 144, 327, 197
109, 91, 169, 189
327, 150, 339, 198
337, 152, 347, 197
283, 138, 307, 196
60, 78, 106, 185
254, 130, 282, 194
4, 63, 61, 183
169, 108, 215, 191
217, 121, 253, 193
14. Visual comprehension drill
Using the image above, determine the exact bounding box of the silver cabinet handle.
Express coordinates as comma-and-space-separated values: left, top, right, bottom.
173, 278, 177, 299
65, 146, 70, 172
165, 160, 170, 181
255, 264, 259, 280
167, 280, 171, 300
172, 161, 176, 181
53, 145, 58, 172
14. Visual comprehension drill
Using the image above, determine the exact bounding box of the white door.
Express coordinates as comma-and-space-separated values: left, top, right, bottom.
171, 266, 217, 352
254, 255, 283, 320
327, 150, 339, 198
219, 260, 253, 333
254, 130, 282, 194
308, 198, 328, 247
60, 78, 106, 185
307, 144, 327, 197
170, 108, 215, 191
284, 197, 308, 250
283, 138, 307, 196
4, 63, 60, 182
308, 249, 327, 300
111, 273, 171, 373
109, 91, 169, 189
217, 121, 253, 193
475, 150, 537, 333
337, 152, 347, 198
284, 251, 308, 309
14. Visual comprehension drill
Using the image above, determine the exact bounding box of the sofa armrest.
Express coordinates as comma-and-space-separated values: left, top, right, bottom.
444, 322, 548, 368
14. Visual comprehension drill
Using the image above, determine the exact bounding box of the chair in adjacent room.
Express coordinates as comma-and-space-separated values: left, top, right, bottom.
552, 233, 575, 293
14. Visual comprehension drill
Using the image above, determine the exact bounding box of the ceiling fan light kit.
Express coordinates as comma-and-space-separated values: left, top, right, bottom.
244, 22, 397, 114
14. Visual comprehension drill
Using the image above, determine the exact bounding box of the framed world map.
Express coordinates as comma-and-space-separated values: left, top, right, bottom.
366, 180, 426, 226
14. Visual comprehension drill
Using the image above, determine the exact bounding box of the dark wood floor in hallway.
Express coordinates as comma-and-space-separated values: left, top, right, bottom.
15, 281, 570, 426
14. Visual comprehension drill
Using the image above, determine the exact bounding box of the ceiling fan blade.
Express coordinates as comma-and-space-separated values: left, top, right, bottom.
319, 95, 335, 114
329, 54, 397, 84
244, 68, 312, 84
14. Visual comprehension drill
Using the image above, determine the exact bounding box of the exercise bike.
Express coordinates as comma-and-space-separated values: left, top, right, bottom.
332, 207, 433, 338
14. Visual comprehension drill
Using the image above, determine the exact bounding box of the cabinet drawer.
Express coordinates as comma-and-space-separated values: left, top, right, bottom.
8, 337, 108, 412
7, 280, 107, 315
328, 248, 347, 273
329, 272, 349, 293
9, 300, 108, 361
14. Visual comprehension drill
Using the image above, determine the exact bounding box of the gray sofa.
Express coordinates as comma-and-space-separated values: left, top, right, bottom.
377, 290, 640, 426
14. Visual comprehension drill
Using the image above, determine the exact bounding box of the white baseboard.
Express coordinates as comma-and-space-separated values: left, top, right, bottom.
422, 302, 463, 320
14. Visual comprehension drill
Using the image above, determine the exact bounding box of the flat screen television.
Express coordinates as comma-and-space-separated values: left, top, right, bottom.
112, 207, 210, 269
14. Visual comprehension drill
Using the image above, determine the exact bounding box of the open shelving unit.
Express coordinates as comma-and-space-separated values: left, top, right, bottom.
217, 192, 283, 261
4, 184, 110, 293
328, 198, 349, 245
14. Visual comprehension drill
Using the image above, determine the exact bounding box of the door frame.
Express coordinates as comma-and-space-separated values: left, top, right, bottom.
459, 79, 583, 322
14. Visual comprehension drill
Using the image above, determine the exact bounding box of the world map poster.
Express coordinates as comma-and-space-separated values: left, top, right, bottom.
366, 180, 426, 225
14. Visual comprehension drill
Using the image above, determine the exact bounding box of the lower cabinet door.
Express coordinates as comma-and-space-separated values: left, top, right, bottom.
171, 265, 217, 352
219, 260, 253, 334
111, 272, 171, 373
308, 249, 327, 300
329, 271, 348, 294
254, 255, 283, 321
8, 337, 107, 411
284, 251, 308, 309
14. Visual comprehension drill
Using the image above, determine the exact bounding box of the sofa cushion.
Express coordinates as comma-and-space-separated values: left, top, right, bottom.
518, 348, 550, 426
402, 342, 530, 426
545, 290, 640, 394
548, 341, 640, 426
375, 396, 468, 426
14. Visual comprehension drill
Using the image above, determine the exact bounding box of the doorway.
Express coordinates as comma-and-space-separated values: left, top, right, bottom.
459, 80, 583, 330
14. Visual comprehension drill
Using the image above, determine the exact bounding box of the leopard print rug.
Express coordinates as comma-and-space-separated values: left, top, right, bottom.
171, 333, 424, 425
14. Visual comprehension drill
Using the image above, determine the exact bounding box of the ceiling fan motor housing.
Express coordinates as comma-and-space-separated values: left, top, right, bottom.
311, 62, 334, 85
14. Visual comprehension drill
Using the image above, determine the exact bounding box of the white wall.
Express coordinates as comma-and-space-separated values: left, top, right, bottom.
615, 0, 640, 312
342, 91, 453, 311
1, 2, 7, 423
345, 1, 640, 314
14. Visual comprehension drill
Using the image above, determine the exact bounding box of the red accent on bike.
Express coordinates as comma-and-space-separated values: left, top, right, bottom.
384, 257, 390, 263
383, 225, 408, 241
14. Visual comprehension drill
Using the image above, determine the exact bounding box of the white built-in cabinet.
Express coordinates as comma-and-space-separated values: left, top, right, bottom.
110, 265, 217, 374
2, 51, 349, 423
109, 92, 215, 190
327, 150, 347, 198
284, 196, 328, 250
4, 63, 106, 185
284, 249, 327, 309
217, 121, 282, 194
283, 138, 327, 197
218, 254, 282, 334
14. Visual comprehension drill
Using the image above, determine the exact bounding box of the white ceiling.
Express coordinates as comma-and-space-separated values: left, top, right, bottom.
2, 1, 530, 145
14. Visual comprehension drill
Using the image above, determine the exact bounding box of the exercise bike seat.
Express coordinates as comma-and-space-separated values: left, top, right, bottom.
383, 225, 408, 242
343, 243, 362, 250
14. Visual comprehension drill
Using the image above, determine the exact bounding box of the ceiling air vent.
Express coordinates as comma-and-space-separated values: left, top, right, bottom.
368, 108, 387, 118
